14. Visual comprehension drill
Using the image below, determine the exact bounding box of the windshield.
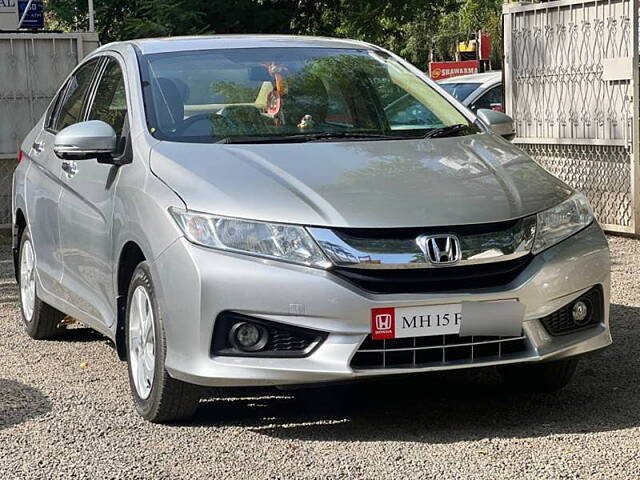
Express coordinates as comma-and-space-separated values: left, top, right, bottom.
438, 82, 481, 102
138, 47, 478, 143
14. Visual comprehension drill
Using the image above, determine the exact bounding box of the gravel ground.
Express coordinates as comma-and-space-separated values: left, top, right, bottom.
1, 236, 639, 479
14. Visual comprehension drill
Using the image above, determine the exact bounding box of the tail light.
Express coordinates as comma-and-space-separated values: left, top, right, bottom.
17, 150, 25, 163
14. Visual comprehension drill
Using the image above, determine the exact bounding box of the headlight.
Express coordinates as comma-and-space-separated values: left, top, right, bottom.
533, 193, 594, 254
169, 207, 331, 268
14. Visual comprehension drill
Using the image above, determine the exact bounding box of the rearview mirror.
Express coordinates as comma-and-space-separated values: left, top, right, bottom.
248, 65, 272, 81
476, 109, 516, 141
54, 120, 117, 161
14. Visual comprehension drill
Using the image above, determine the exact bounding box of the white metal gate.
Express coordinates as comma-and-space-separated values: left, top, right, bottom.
503, 0, 640, 234
0, 32, 99, 226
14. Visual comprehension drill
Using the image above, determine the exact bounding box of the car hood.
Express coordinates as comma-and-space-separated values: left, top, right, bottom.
150, 133, 572, 228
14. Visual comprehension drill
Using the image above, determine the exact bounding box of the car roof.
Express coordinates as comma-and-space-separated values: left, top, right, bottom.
438, 71, 501, 85
99, 35, 377, 56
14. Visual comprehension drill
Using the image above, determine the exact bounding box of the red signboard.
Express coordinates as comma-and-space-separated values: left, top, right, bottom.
479, 33, 491, 61
429, 60, 479, 81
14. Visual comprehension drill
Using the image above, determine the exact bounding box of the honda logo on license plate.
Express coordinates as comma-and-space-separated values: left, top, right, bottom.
371, 308, 395, 339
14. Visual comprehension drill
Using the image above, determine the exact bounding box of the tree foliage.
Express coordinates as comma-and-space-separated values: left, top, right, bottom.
45, 0, 503, 68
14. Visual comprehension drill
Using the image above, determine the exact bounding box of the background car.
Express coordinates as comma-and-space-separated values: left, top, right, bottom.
438, 70, 502, 113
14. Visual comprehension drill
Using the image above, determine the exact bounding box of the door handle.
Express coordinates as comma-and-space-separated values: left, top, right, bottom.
61, 160, 78, 178
32, 141, 45, 153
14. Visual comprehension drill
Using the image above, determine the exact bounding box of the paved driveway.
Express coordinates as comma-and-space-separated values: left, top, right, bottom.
1, 237, 639, 479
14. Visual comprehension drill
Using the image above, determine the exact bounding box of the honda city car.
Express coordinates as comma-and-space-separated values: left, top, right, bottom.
12, 36, 611, 422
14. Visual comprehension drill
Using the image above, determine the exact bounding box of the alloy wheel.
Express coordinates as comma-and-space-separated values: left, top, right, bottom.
128, 285, 156, 400
20, 239, 36, 322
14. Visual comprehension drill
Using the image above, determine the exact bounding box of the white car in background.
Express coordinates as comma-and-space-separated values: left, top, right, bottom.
438, 71, 502, 113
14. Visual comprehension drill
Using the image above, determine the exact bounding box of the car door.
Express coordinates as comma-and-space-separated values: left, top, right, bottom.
25, 58, 101, 298
58, 54, 131, 328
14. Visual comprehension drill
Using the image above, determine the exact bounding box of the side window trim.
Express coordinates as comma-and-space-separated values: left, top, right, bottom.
45, 79, 72, 133
84, 53, 132, 127
81, 56, 108, 122
85, 52, 133, 164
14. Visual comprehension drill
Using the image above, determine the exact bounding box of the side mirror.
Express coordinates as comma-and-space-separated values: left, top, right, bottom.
476, 109, 516, 141
54, 120, 117, 161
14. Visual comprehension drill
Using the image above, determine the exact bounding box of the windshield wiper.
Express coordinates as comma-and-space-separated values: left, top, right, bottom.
296, 131, 400, 142
216, 131, 400, 144
216, 136, 295, 144
423, 124, 471, 139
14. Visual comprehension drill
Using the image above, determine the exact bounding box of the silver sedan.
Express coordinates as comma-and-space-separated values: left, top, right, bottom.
12, 36, 611, 422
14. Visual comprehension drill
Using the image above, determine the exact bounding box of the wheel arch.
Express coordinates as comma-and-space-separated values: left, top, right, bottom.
13, 208, 27, 281
115, 241, 147, 360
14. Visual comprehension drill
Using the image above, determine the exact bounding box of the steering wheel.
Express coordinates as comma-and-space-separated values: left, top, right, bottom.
178, 113, 236, 132
218, 105, 269, 124
176, 112, 239, 138
178, 107, 273, 137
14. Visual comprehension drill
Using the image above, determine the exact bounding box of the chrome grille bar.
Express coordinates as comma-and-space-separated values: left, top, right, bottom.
308, 216, 537, 269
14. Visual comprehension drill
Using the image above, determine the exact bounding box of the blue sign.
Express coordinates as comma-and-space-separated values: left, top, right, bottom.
18, 0, 43, 29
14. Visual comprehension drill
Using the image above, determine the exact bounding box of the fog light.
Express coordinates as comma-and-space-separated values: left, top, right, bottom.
572, 300, 590, 326
229, 322, 268, 352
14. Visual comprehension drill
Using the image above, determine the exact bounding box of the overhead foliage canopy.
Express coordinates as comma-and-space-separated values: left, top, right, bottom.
46, 0, 503, 68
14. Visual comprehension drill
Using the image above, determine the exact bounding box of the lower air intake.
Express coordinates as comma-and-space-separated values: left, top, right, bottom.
540, 286, 604, 336
351, 333, 528, 370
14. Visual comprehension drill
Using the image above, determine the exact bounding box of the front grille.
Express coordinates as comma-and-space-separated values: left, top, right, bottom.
313, 216, 537, 269
351, 333, 529, 370
541, 286, 604, 336
332, 255, 532, 294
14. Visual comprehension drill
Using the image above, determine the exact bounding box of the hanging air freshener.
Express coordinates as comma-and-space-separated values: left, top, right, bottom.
267, 89, 281, 115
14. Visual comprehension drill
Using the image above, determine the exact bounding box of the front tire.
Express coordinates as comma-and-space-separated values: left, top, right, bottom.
125, 262, 202, 423
497, 358, 579, 393
18, 229, 65, 339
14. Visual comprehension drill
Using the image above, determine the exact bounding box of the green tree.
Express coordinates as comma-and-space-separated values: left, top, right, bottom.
46, 0, 503, 67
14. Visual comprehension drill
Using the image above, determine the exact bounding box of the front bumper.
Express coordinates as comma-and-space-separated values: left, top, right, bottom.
151, 222, 611, 387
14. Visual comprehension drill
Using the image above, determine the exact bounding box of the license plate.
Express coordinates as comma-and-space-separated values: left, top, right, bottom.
371, 301, 525, 340
371, 304, 461, 340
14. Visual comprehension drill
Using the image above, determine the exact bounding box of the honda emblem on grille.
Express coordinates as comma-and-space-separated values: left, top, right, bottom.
417, 234, 462, 265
